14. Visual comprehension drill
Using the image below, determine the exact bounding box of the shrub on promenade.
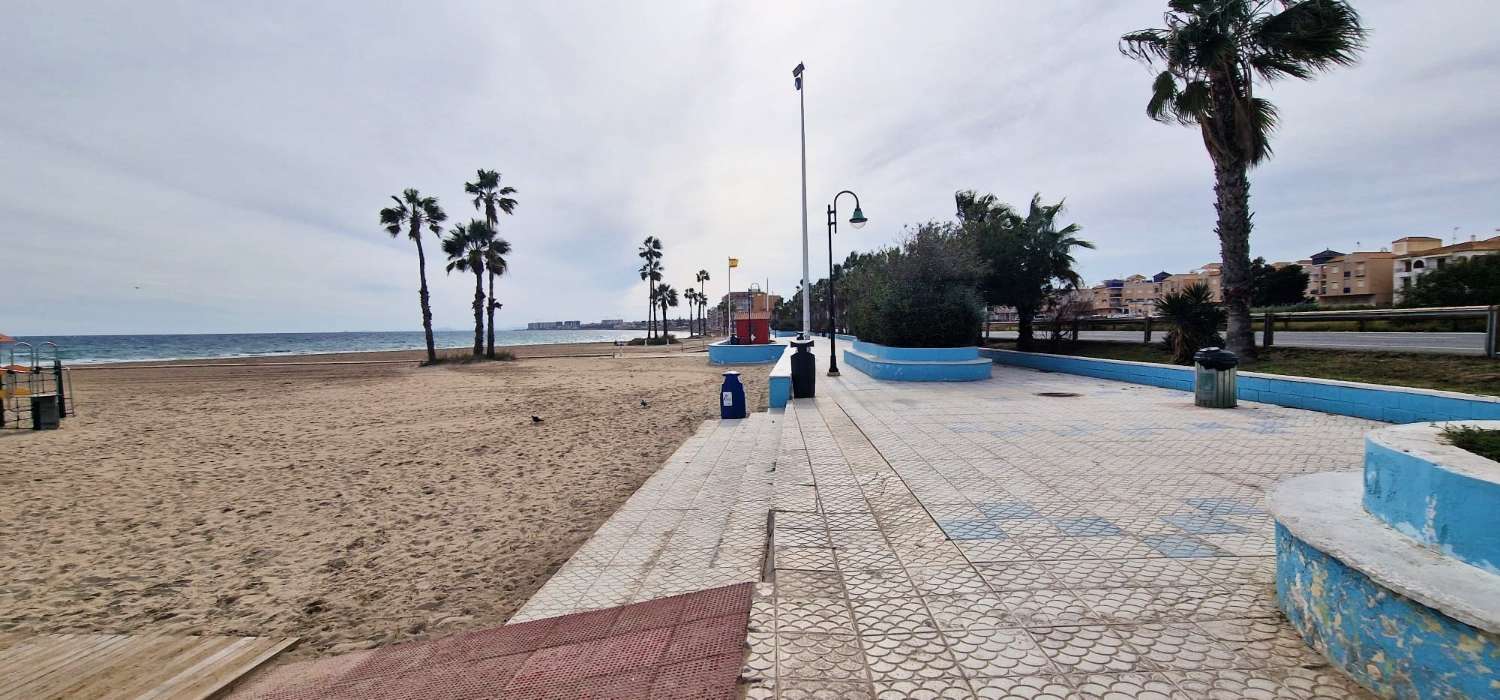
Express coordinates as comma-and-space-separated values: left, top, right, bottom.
1156, 282, 1225, 364
843, 222, 985, 348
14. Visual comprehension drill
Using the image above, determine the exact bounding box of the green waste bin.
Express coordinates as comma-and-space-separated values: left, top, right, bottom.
1193, 348, 1238, 409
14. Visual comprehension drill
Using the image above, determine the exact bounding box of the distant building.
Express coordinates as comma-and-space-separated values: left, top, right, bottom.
1393, 235, 1500, 303
1300, 247, 1396, 307
1089, 279, 1125, 316
525, 320, 582, 330
708, 290, 781, 338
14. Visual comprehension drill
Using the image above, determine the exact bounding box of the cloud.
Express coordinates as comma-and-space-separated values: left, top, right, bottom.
2, 1, 1496, 334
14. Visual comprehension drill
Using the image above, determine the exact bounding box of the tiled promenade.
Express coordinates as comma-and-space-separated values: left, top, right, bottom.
517, 352, 1384, 698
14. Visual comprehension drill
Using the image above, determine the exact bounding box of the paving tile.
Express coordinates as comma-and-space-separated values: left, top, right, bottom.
976, 501, 1042, 520
908, 565, 991, 596
1050, 517, 1124, 538
1183, 497, 1266, 516
1029, 626, 1150, 674
777, 632, 869, 681
742, 631, 776, 682
851, 596, 939, 636
1113, 623, 1242, 671
1068, 672, 1186, 699
842, 569, 919, 599
1195, 618, 1326, 668
776, 679, 877, 699
872, 678, 977, 698
944, 627, 1055, 678
776, 571, 847, 600
778, 546, 840, 571
969, 674, 1077, 699
860, 631, 965, 681
924, 594, 1016, 632
1000, 590, 1096, 626
1159, 514, 1245, 536
1139, 534, 1227, 559
777, 597, 859, 634
940, 519, 1012, 540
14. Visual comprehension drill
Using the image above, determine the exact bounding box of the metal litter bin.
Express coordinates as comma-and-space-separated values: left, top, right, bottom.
1193, 348, 1238, 408
790, 338, 816, 399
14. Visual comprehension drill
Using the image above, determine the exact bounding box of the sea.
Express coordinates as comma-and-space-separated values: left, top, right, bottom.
4, 330, 649, 365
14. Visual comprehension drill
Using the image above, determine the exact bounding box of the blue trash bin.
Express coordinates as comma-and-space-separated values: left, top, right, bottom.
720, 371, 747, 419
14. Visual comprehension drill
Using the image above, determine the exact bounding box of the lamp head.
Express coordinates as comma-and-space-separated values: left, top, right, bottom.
793, 62, 804, 90
848, 207, 867, 229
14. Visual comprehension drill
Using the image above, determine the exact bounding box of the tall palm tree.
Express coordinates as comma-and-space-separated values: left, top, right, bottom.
380, 189, 448, 363
695, 269, 711, 336
655, 283, 679, 342
1121, 0, 1366, 358
965, 192, 1093, 351
482, 236, 512, 356
637, 236, 663, 338
464, 170, 518, 357
442, 219, 495, 357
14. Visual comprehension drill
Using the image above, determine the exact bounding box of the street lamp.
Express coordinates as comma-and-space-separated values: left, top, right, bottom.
825, 190, 866, 376
793, 62, 812, 341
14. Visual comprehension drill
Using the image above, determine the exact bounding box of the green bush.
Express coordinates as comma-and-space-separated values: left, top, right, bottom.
1441, 426, 1500, 462
1401, 255, 1500, 307
1156, 282, 1225, 364
843, 222, 985, 348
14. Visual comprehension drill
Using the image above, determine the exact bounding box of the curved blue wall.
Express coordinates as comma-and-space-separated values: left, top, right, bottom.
708, 340, 786, 365
1363, 432, 1500, 574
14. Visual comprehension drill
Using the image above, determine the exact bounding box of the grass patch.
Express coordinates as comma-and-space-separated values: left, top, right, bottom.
1441, 426, 1500, 462
985, 339, 1500, 397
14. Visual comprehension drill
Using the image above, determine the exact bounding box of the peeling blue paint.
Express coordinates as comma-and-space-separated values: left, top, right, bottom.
1363, 435, 1500, 575
1277, 524, 1500, 699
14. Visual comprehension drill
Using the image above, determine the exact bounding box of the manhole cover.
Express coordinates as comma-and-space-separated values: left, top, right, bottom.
1035, 392, 1081, 398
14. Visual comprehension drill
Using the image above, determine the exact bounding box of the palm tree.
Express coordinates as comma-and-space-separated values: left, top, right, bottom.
442, 220, 495, 356
655, 283, 679, 343
1156, 282, 1226, 364
694, 269, 711, 336
464, 169, 519, 358
482, 236, 512, 356
380, 189, 448, 363
1121, 0, 1366, 358
965, 192, 1093, 351
637, 236, 663, 337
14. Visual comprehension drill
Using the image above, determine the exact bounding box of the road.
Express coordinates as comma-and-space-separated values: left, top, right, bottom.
986, 330, 1489, 355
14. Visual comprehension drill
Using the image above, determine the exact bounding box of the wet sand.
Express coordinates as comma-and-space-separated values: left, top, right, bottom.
0, 341, 768, 661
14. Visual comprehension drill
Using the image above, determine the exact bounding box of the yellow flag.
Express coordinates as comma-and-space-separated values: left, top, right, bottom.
728, 257, 739, 268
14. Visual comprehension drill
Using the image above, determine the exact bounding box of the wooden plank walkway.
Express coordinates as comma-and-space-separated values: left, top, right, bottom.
0, 633, 297, 700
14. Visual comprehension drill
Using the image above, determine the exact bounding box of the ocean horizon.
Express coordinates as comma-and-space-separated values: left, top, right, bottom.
6, 330, 650, 365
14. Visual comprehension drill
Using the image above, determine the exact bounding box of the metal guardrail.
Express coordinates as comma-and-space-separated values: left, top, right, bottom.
990, 305, 1499, 358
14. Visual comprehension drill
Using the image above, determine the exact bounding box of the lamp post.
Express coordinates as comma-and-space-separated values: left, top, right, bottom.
793, 62, 811, 341
825, 191, 866, 376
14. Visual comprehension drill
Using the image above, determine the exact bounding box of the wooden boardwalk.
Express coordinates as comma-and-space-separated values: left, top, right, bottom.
0, 633, 297, 700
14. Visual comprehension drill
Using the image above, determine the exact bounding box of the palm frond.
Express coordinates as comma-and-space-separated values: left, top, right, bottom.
1120, 28, 1172, 63
1146, 71, 1180, 122
1252, 0, 1367, 71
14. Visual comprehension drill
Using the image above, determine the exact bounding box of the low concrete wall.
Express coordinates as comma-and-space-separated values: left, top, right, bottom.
1363, 421, 1500, 574
1276, 520, 1500, 699
708, 339, 786, 365
844, 341, 991, 382
768, 345, 793, 409
981, 348, 1500, 423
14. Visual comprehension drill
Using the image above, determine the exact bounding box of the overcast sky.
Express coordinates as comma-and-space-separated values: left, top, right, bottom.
4, 1, 1496, 335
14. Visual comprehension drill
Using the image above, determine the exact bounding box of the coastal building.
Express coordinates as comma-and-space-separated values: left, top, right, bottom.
1392, 235, 1500, 303
1299, 248, 1396, 307
1160, 263, 1223, 302
525, 320, 583, 330
1089, 279, 1125, 316
1122, 272, 1170, 317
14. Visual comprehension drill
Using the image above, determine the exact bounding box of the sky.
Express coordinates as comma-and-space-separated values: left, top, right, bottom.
3, 1, 1497, 335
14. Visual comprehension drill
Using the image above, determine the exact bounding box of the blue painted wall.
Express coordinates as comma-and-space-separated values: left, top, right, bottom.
843, 349, 991, 382
1277, 523, 1500, 698
768, 344, 793, 409
851, 340, 979, 362
1363, 435, 1500, 575
981, 348, 1500, 423
708, 340, 786, 365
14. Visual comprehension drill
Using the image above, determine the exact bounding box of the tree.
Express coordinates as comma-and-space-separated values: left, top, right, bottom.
442, 220, 495, 356
1250, 257, 1311, 307
379, 189, 447, 363
638, 236, 663, 338
961, 192, 1093, 351
1402, 255, 1500, 307
1122, 0, 1367, 358
464, 170, 518, 358
483, 236, 512, 353
655, 283, 679, 341
1156, 281, 1226, 364
695, 269, 711, 336
842, 222, 985, 348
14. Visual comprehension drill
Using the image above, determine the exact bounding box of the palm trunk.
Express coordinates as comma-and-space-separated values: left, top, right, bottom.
1017, 307, 1036, 352
471, 268, 485, 356
414, 238, 437, 364
1213, 158, 1256, 359
647, 281, 655, 340
486, 270, 497, 358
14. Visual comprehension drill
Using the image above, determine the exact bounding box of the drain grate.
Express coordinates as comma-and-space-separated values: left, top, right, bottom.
1035, 392, 1082, 398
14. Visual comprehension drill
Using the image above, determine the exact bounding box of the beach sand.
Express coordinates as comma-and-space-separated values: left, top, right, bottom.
0, 341, 769, 661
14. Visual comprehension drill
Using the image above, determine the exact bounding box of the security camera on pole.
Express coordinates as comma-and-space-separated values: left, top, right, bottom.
789, 62, 815, 398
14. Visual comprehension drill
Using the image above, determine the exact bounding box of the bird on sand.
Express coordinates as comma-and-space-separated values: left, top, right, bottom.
639, 400, 649, 408
531, 415, 543, 424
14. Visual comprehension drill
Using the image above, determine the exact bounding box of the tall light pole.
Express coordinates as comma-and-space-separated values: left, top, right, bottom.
825, 190, 867, 376
794, 62, 811, 341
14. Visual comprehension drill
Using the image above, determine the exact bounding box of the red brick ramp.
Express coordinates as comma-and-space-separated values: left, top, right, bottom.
226, 583, 753, 700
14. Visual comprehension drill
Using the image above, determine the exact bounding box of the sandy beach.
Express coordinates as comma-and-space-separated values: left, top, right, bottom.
0, 341, 768, 661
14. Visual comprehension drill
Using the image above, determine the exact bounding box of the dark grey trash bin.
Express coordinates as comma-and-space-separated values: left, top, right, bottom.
1193, 348, 1239, 408
31, 393, 61, 430
790, 338, 816, 399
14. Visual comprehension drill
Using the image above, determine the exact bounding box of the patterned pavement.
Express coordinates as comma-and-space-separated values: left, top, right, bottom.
518, 351, 1387, 698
